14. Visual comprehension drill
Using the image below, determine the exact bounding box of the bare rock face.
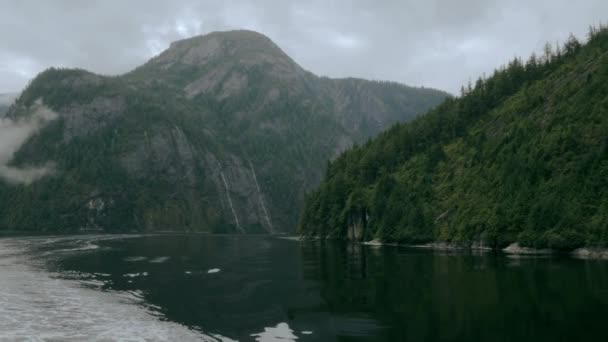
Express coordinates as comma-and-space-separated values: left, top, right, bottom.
184, 67, 230, 98
183, 69, 249, 100
115, 119, 276, 233
152, 35, 223, 69
173, 36, 223, 65
219, 71, 248, 100
571, 248, 608, 260
61, 96, 126, 142
502, 243, 553, 255
143, 30, 310, 102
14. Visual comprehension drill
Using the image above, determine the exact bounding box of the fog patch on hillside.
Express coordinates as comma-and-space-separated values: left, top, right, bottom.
0, 99, 58, 185
0, 93, 19, 105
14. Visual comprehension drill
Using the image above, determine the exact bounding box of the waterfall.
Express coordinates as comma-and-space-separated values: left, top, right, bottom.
249, 160, 273, 234
220, 170, 243, 233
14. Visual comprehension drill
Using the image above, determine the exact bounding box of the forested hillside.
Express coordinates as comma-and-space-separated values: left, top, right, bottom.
0, 30, 447, 233
300, 26, 608, 250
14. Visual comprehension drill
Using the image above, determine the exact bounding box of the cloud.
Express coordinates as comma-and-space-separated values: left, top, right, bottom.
0, 1, 607, 94
0, 100, 58, 185
0, 93, 19, 106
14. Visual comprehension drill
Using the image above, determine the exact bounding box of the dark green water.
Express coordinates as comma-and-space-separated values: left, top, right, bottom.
9, 235, 608, 341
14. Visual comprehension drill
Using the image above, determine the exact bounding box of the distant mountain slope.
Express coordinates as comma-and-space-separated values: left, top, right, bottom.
300, 26, 608, 250
0, 30, 447, 233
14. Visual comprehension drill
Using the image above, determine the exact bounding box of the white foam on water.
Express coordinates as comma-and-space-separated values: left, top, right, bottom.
208, 268, 221, 274
251, 322, 299, 341
79, 279, 107, 288
301, 331, 313, 335
123, 272, 149, 278
0, 238, 235, 342
213, 334, 238, 342
150, 256, 170, 263
39, 242, 100, 257
124, 256, 148, 262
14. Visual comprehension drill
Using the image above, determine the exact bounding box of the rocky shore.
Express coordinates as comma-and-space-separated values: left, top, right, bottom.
359, 240, 608, 260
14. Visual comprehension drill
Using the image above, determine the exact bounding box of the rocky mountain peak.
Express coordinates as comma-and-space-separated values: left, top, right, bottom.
149, 30, 300, 71
135, 30, 308, 100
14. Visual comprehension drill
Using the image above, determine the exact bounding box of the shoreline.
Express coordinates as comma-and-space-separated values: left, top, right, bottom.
362, 239, 491, 250
3, 232, 607, 260
361, 239, 608, 260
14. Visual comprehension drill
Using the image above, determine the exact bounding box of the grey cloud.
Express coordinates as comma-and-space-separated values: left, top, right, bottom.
0, 0, 607, 94
0, 93, 18, 106
0, 100, 58, 185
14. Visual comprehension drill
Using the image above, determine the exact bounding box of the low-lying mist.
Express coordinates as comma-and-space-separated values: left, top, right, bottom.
0, 99, 58, 185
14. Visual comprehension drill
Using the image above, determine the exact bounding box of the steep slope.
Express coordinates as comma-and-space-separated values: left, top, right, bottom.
300, 27, 608, 250
0, 30, 447, 233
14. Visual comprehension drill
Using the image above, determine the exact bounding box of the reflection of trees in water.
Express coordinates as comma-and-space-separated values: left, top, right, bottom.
298, 242, 608, 341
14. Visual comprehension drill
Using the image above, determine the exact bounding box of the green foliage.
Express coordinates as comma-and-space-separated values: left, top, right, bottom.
0, 37, 447, 233
300, 26, 608, 250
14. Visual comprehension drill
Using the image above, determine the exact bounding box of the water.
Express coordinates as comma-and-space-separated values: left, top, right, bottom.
1, 234, 608, 341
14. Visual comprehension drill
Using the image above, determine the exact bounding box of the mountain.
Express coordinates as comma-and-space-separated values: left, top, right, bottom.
300, 26, 608, 250
0, 30, 448, 233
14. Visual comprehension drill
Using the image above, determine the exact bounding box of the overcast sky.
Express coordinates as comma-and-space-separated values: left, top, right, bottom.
0, 0, 606, 94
